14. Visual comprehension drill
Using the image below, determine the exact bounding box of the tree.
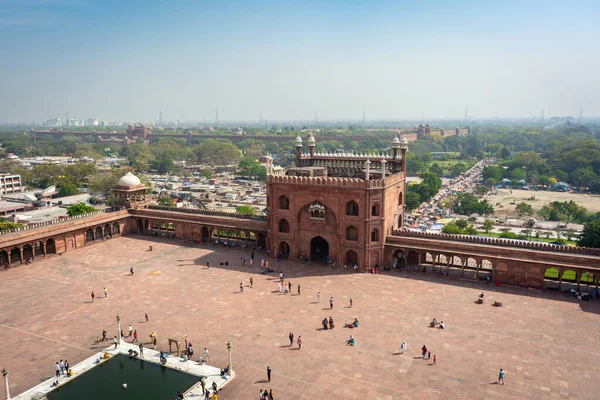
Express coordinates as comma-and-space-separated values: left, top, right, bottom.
442, 223, 461, 234
429, 163, 444, 176
66, 202, 97, 216
465, 225, 478, 235
450, 162, 467, 178
88, 170, 126, 197
515, 202, 534, 218
0, 219, 23, 231
238, 157, 265, 180
578, 220, 600, 248
236, 205, 256, 215
405, 190, 421, 211
548, 177, 557, 186
455, 219, 468, 230
474, 185, 488, 196
59, 181, 79, 197
157, 197, 175, 207
483, 219, 494, 233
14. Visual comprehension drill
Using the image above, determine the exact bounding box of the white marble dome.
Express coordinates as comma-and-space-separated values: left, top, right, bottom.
118, 172, 141, 187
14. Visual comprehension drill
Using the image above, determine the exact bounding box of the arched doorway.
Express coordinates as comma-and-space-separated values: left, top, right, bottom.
113, 222, 120, 235
23, 244, 33, 260
95, 226, 103, 240
257, 233, 267, 249
407, 251, 419, 266
310, 236, 329, 261
104, 224, 111, 238
345, 250, 358, 266
0, 250, 8, 266
137, 219, 143, 233
201, 226, 209, 242
46, 239, 56, 255
278, 242, 290, 258
393, 250, 405, 268
85, 229, 94, 243
10, 247, 21, 264
34, 241, 44, 257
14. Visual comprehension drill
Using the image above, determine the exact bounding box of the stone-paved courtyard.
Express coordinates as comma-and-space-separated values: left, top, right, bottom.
1, 236, 599, 400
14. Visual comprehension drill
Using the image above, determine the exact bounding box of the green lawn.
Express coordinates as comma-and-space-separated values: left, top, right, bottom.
476, 231, 577, 246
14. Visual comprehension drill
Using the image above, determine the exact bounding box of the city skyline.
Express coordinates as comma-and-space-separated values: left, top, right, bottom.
0, 0, 599, 123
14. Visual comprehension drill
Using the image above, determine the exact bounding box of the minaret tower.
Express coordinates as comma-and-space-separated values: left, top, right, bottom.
308, 132, 316, 157
295, 134, 303, 167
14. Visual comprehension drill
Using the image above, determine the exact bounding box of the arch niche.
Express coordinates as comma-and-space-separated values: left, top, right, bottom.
104, 224, 111, 237
345, 250, 358, 266
310, 236, 329, 261
346, 201, 359, 216
393, 249, 405, 268
0, 250, 8, 265
85, 229, 94, 243
113, 222, 120, 235
34, 241, 44, 257
278, 219, 290, 233
278, 195, 289, 210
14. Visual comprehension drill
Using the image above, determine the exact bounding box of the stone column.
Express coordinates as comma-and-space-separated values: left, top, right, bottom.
227, 342, 232, 373
381, 159, 386, 179
116, 315, 121, 346
3, 367, 10, 400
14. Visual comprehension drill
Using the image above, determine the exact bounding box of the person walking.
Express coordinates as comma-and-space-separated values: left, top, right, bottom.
59, 360, 65, 374
242, 258, 246, 266
145, 313, 149, 322
428, 351, 431, 360
268, 389, 274, 400
400, 341, 407, 354
64, 360, 69, 372
421, 345, 427, 359
113, 336, 118, 349
266, 366, 271, 382
317, 292, 321, 303
329, 297, 334, 310
297, 336, 303, 349
297, 284, 301, 295
288, 332, 294, 346
250, 276, 253, 288
128, 324, 133, 337
203, 348, 209, 362
103, 287, 108, 298
251, 251, 254, 261
54, 362, 60, 377
139, 343, 144, 358
91, 292, 95, 302
433, 355, 437, 365
277, 282, 282, 293
284, 285, 289, 295
153, 335, 157, 349
130, 267, 134, 275
349, 298, 353, 308
132, 330, 138, 342
240, 282, 244, 292
498, 369, 505, 385
206, 260, 210, 268
102, 330, 107, 341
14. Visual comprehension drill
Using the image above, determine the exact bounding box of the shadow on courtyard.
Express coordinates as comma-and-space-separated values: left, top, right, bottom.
125, 235, 600, 315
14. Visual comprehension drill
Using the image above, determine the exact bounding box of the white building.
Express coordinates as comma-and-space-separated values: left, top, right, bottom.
0, 174, 24, 194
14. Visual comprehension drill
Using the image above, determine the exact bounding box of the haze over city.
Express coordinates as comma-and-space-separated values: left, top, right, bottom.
0, 0, 599, 123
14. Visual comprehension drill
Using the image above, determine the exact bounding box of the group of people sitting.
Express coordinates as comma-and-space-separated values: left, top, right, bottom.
260, 267, 274, 274
429, 318, 445, 329
322, 316, 335, 330
127, 349, 140, 358
344, 318, 359, 329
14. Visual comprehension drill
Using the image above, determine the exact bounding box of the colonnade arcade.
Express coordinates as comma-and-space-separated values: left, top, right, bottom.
391, 247, 600, 292
134, 218, 267, 249
1, 221, 122, 267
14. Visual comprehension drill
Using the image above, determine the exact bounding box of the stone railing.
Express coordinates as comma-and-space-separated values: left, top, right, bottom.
390, 229, 600, 256
146, 205, 267, 221
0, 208, 128, 237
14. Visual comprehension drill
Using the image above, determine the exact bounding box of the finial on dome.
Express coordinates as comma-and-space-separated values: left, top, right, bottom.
400, 134, 408, 150
308, 132, 316, 146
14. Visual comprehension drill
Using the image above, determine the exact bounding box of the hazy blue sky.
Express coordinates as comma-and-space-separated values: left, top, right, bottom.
0, 0, 598, 123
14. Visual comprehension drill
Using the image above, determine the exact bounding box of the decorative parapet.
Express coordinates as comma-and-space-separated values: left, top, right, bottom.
146, 205, 267, 220
268, 173, 403, 189
0, 208, 127, 237
390, 229, 600, 256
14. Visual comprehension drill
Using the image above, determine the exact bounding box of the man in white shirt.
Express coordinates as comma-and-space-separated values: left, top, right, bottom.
128, 324, 133, 337
203, 348, 209, 362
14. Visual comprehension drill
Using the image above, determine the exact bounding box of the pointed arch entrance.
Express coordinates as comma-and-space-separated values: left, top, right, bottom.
310, 236, 329, 261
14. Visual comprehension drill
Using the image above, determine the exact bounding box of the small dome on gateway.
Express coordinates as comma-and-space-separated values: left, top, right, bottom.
308, 132, 316, 145
118, 172, 141, 187
295, 134, 303, 146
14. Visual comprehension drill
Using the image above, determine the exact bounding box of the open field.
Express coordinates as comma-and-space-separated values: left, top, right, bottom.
1, 236, 599, 400
487, 188, 600, 217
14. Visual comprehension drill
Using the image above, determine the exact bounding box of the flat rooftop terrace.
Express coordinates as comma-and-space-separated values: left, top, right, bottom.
0, 236, 599, 399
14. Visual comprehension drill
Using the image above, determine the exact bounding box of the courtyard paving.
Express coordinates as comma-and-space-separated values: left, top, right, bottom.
0, 235, 599, 400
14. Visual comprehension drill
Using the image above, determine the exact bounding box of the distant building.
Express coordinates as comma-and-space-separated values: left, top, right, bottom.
0, 174, 23, 194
